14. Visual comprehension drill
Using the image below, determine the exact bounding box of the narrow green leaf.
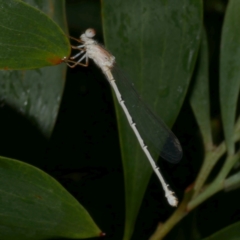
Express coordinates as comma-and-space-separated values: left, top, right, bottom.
0, 0, 70, 70
220, 0, 240, 155
224, 171, 240, 192
0, 156, 102, 239
202, 221, 240, 240
190, 29, 213, 149
0, 0, 68, 137
102, 1, 202, 239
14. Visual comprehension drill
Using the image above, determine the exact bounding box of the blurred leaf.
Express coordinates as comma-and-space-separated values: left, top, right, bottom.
190, 29, 213, 149
0, 156, 102, 239
0, 0, 70, 70
202, 221, 240, 240
0, 0, 68, 138
220, 0, 240, 155
102, 0, 202, 239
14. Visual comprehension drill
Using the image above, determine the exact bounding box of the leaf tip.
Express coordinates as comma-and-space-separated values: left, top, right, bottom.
100, 232, 106, 237
47, 56, 66, 65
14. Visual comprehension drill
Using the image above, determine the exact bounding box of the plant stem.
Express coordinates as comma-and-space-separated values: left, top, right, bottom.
192, 143, 226, 198
149, 190, 192, 240
193, 118, 240, 198
188, 152, 240, 211
149, 130, 240, 240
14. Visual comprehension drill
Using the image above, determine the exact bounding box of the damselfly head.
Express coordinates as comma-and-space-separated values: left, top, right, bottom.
84, 28, 96, 38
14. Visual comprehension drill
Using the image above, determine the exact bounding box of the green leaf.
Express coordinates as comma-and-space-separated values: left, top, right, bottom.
220, 0, 240, 155
0, 156, 102, 239
0, 0, 68, 137
0, 0, 70, 70
224, 171, 240, 192
202, 221, 240, 240
102, 1, 202, 239
190, 29, 213, 149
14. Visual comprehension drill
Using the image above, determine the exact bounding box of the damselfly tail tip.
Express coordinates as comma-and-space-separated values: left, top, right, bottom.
166, 192, 178, 207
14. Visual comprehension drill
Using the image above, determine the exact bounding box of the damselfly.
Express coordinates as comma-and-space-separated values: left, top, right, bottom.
63, 28, 182, 206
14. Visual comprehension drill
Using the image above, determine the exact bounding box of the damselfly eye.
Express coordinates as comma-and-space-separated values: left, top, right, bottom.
85, 28, 96, 38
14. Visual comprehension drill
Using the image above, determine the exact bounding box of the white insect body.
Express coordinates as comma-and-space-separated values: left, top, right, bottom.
64, 28, 182, 207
